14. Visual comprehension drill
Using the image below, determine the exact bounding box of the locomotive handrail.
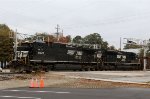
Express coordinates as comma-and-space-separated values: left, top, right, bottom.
67, 43, 101, 49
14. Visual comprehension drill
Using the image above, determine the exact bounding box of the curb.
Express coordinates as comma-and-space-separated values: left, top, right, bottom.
67, 76, 149, 85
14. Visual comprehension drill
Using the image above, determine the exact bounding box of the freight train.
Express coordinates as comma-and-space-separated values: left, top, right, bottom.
9, 40, 142, 72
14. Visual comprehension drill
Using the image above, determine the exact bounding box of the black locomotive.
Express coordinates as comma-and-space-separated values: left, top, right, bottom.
9, 40, 142, 72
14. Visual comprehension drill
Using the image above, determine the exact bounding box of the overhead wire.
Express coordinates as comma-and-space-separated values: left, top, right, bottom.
0, 0, 150, 34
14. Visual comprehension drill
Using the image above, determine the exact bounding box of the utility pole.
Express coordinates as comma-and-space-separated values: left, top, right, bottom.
55, 24, 60, 41
123, 38, 149, 71
9, 30, 13, 38
61, 29, 64, 38
14, 29, 18, 61
143, 47, 148, 71
143, 41, 149, 71
120, 37, 122, 51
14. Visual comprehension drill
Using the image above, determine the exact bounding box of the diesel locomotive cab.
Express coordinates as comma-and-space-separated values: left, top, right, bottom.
17, 42, 32, 60
9, 42, 32, 72
17, 47, 29, 60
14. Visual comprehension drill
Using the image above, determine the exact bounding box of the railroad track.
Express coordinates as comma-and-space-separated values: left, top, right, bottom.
0, 74, 15, 81
0, 72, 46, 81
0, 73, 31, 81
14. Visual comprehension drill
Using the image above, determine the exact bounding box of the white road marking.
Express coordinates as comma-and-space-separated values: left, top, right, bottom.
5, 90, 26, 92
55, 92, 70, 94
3, 90, 70, 94
28, 91, 54, 93
0, 96, 41, 99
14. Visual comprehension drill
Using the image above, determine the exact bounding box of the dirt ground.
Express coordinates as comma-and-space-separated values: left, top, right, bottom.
0, 71, 150, 90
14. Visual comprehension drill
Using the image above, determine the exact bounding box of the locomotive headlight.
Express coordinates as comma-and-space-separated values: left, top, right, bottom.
122, 56, 126, 59
67, 50, 75, 55
77, 51, 82, 56
117, 55, 121, 58
97, 51, 102, 58
37, 48, 44, 55
75, 51, 82, 60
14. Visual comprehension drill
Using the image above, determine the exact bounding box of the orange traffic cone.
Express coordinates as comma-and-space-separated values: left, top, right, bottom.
30, 78, 35, 88
40, 78, 44, 88
35, 79, 39, 88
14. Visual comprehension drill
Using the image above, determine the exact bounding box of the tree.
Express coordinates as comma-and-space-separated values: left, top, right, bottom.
102, 41, 108, 49
0, 24, 10, 37
72, 35, 83, 43
0, 24, 13, 63
66, 35, 71, 43
59, 37, 67, 43
83, 33, 102, 44
48, 35, 56, 42
82, 33, 108, 49
108, 45, 116, 50
124, 44, 142, 49
139, 49, 144, 57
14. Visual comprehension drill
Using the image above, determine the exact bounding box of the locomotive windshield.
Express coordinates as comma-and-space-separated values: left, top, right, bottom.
17, 46, 30, 58
16, 42, 32, 59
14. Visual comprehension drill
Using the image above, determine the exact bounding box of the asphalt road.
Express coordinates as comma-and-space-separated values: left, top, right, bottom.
0, 87, 150, 99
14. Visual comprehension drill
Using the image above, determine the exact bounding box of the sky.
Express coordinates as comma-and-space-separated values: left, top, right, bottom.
0, 0, 150, 49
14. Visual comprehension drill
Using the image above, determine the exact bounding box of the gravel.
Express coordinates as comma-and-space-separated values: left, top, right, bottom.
1, 71, 150, 89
